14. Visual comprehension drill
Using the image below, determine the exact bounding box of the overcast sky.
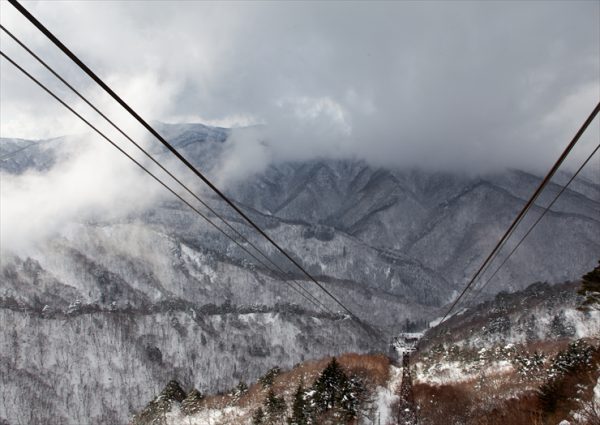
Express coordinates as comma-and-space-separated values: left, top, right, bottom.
1, 0, 599, 173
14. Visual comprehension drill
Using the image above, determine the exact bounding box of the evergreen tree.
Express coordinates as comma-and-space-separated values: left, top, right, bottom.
339, 376, 365, 421
513, 351, 545, 381
312, 357, 348, 412
260, 367, 281, 388
231, 381, 248, 401
288, 383, 309, 425
236, 381, 248, 394
524, 314, 537, 342
253, 407, 265, 425
309, 357, 364, 422
264, 388, 286, 424
131, 380, 186, 425
578, 260, 600, 311
548, 311, 575, 339
547, 339, 594, 376
181, 388, 204, 416
537, 339, 597, 417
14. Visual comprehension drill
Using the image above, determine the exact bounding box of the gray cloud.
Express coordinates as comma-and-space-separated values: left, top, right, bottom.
1, 1, 598, 173
0, 134, 166, 254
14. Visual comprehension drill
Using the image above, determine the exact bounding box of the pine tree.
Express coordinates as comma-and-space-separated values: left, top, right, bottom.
312, 357, 348, 413
548, 339, 594, 376
548, 311, 575, 339
231, 381, 248, 401
538, 339, 597, 417
236, 381, 248, 394
181, 388, 204, 416
513, 351, 545, 381
310, 357, 364, 422
339, 376, 365, 421
154, 380, 186, 424
253, 407, 265, 425
260, 367, 281, 388
131, 380, 186, 425
288, 384, 309, 425
578, 260, 600, 311
524, 314, 537, 342
264, 388, 286, 424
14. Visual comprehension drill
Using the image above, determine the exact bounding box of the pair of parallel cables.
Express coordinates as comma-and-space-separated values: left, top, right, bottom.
1, 1, 383, 340
441, 102, 599, 323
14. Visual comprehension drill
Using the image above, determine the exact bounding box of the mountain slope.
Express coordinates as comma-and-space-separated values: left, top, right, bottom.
0, 123, 598, 424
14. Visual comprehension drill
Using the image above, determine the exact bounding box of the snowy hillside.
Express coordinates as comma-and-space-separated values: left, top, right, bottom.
124, 281, 599, 425
419, 281, 600, 350
128, 353, 400, 425
1, 123, 598, 424
411, 281, 600, 425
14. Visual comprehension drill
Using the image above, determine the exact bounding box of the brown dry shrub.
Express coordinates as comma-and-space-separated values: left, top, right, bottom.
337, 352, 390, 386
472, 391, 543, 425
414, 381, 473, 425
413, 378, 544, 425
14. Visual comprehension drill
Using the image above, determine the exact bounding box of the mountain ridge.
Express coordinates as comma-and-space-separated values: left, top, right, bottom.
0, 123, 598, 424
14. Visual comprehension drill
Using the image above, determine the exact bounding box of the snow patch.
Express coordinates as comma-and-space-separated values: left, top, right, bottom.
415, 359, 514, 385
165, 404, 247, 425
368, 365, 402, 425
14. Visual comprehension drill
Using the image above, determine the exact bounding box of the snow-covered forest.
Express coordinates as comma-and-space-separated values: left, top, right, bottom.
1, 1, 599, 424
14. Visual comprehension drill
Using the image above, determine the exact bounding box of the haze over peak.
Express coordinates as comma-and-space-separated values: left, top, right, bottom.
1, 1, 598, 173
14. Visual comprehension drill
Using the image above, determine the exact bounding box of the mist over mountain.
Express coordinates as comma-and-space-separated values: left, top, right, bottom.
1, 1, 598, 170
1, 1, 599, 423
0, 123, 598, 424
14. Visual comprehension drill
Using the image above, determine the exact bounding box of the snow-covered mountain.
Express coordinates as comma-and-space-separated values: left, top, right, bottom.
411, 281, 599, 425
123, 280, 598, 425
0, 123, 598, 424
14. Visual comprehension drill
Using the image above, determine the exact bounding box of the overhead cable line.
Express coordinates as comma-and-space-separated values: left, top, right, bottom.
440, 101, 600, 324
0, 24, 332, 316
465, 142, 600, 305
7, 0, 370, 329
0, 49, 332, 315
